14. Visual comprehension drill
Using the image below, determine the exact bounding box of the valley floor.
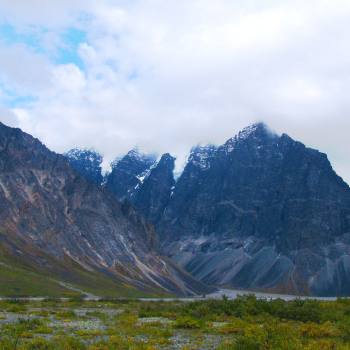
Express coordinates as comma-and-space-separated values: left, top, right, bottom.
0, 288, 339, 303
0, 295, 350, 349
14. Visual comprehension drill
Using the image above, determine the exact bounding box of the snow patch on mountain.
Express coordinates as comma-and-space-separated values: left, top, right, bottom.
64, 148, 104, 185
222, 122, 277, 154
188, 144, 217, 170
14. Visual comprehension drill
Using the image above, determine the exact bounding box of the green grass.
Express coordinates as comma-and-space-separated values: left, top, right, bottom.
0, 259, 161, 298
0, 296, 350, 350
0, 263, 77, 298
0, 243, 168, 298
2, 296, 350, 349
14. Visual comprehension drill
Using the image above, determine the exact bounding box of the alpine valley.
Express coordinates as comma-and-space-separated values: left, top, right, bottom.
0, 122, 208, 298
1, 121, 350, 297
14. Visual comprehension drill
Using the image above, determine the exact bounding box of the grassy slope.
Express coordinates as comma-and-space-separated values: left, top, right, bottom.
0, 244, 166, 298
0, 262, 77, 298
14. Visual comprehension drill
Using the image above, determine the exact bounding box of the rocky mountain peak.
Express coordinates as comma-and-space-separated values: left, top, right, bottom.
128, 123, 350, 296
222, 122, 278, 153
8, 118, 350, 297
159, 153, 176, 164
238, 122, 270, 138
132, 153, 176, 224
188, 145, 217, 170
111, 149, 157, 170
65, 148, 103, 185
106, 149, 157, 200
0, 122, 55, 170
0, 121, 209, 297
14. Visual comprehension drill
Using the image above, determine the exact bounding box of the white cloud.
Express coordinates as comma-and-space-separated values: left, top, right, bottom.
0, 44, 52, 93
0, 106, 19, 127
0, 0, 350, 182
0, 0, 88, 27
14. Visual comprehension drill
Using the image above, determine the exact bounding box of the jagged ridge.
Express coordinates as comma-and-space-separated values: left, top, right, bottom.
115, 122, 350, 296
0, 122, 210, 297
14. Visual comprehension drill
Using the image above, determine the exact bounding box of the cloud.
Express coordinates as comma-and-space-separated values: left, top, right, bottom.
0, 0, 350, 182
0, 106, 19, 127
0, 0, 88, 28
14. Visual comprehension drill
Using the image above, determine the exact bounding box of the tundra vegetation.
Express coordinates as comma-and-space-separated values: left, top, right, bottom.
0, 295, 350, 349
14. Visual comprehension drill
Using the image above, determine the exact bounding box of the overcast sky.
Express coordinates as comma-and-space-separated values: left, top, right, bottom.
0, 0, 349, 182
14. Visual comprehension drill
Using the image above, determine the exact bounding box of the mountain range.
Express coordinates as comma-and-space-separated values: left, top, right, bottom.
0, 122, 207, 297
1, 121, 350, 297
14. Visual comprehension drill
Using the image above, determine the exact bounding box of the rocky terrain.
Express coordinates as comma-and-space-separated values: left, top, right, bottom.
0, 122, 208, 297
132, 153, 176, 224
3, 120, 350, 297
65, 149, 104, 185
108, 123, 350, 296
105, 149, 157, 201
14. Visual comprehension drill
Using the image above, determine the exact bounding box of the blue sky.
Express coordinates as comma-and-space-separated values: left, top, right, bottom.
56, 27, 86, 69
0, 23, 86, 107
0, 23, 44, 52
0, 23, 86, 65
0, 82, 37, 108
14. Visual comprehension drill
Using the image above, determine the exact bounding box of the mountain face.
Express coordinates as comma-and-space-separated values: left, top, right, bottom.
128, 123, 350, 296
105, 150, 157, 201
0, 122, 208, 297
65, 149, 103, 185
132, 153, 176, 224
7, 120, 350, 297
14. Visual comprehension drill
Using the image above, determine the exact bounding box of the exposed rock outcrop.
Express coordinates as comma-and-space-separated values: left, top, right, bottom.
0, 122, 209, 296
129, 123, 350, 296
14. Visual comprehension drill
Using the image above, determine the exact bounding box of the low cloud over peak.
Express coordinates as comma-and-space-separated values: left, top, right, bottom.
0, 0, 349, 184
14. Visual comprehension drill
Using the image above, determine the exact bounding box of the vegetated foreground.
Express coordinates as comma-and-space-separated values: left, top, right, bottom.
1, 296, 350, 349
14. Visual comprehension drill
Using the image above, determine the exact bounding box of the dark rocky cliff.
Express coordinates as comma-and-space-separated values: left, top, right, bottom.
105, 149, 157, 200
0, 122, 209, 296
129, 123, 350, 296
65, 148, 103, 185
132, 153, 176, 224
